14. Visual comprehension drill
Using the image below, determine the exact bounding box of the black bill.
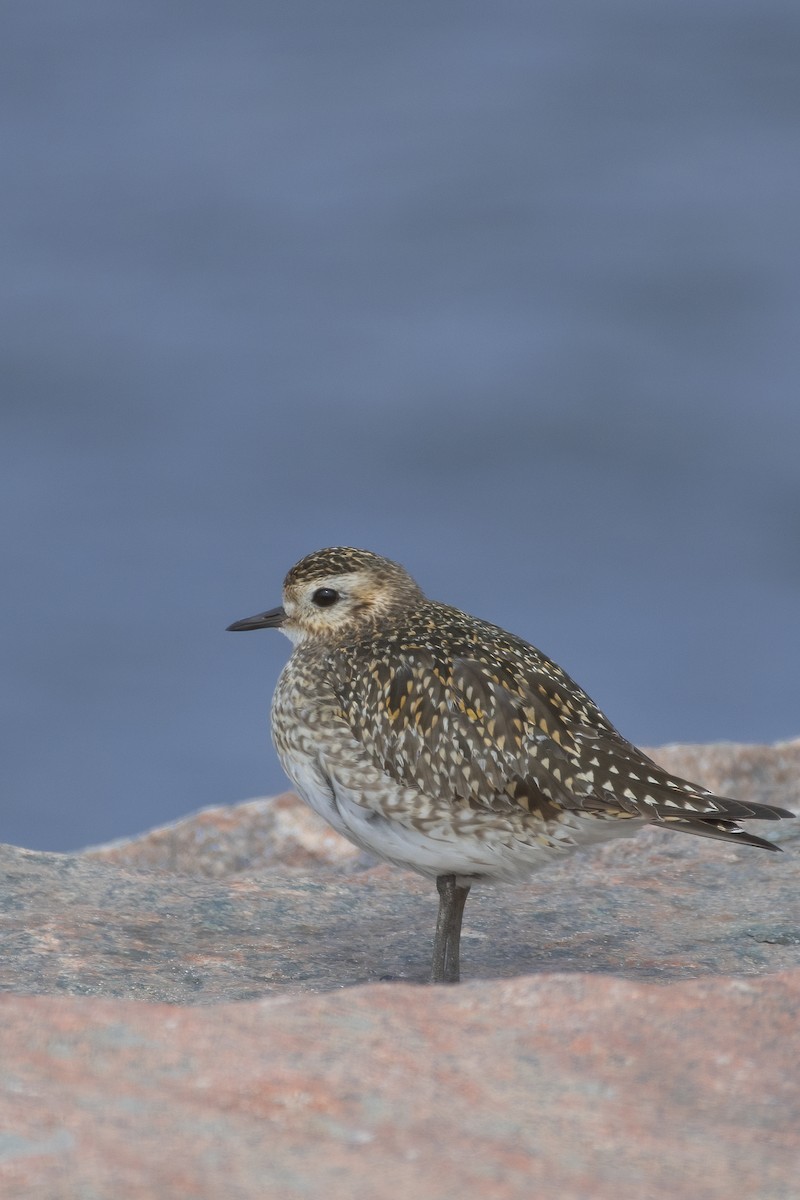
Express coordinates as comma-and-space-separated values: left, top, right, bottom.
226, 606, 286, 632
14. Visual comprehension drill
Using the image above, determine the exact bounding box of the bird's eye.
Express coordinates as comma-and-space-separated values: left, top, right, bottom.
312, 587, 340, 608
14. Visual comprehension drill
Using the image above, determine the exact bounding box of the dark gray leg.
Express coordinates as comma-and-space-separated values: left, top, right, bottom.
431, 874, 471, 984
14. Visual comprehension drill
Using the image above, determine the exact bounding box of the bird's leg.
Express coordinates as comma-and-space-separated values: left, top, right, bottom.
431, 875, 471, 984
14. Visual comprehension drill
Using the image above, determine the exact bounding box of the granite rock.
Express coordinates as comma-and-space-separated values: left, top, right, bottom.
1, 974, 798, 1200
84, 790, 361, 876
1, 740, 799, 1198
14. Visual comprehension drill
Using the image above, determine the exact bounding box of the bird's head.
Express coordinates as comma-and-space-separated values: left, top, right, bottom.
227, 547, 425, 646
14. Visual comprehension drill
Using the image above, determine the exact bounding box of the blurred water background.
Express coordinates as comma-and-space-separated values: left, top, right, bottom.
2, 1, 799, 851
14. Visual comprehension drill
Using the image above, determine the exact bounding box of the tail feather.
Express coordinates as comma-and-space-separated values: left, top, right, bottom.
650, 814, 784, 851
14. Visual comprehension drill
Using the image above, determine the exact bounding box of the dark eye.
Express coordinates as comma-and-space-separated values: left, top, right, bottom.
312, 587, 340, 608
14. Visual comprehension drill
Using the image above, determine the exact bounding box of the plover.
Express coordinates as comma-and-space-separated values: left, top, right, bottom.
228, 547, 792, 983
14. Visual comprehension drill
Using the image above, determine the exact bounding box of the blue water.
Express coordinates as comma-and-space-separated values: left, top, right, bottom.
2, 1, 799, 850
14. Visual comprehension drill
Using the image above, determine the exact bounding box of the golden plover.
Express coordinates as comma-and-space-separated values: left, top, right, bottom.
228, 547, 792, 983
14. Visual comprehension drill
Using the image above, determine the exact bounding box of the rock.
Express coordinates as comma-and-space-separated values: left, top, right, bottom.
1, 974, 798, 1200
83, 791, 361, 876
2, 809, 799, 999
1, 739, 799, 1198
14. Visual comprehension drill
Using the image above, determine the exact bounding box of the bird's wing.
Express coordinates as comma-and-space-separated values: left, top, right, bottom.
334, 642, 615, 818
335, 645, 791, 843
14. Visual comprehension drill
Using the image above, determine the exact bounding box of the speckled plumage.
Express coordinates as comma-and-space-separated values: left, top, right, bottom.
229, 546, 792, 981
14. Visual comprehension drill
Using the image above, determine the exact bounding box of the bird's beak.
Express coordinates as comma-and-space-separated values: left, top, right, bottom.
226, 605, 286, 632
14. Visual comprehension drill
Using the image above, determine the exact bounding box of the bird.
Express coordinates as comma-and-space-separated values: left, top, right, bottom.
227, 546, 793, 984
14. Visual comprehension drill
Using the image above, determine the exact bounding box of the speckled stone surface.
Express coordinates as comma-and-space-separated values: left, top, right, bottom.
2, 817, 800, 1002
83, 790, 361, 876
1, 740, 799, 1198
1, 974, 799, 1200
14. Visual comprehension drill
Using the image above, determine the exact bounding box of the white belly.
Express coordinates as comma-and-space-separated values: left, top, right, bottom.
278, 742, 641, 885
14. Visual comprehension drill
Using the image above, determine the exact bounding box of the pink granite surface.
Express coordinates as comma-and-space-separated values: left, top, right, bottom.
1, 740, 798, 1198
